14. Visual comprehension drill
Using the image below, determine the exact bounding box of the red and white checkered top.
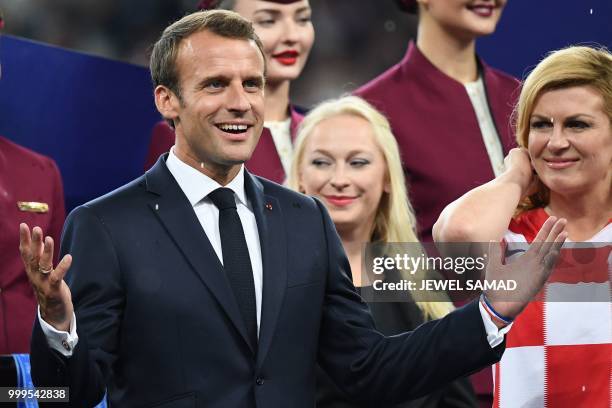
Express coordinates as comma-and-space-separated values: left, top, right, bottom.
493, 208, 611, 408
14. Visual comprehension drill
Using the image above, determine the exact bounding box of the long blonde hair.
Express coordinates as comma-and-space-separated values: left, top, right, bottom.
514, 45, 612, 212
288, 96, 453, 320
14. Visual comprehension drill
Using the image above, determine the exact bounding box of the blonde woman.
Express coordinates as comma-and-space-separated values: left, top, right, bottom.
288, 96, 476, 407
434, 46, 612, 407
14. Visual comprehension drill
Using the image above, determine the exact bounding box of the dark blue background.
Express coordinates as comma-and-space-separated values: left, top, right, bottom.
0, 36, 161, 211
478, 0, 611, 79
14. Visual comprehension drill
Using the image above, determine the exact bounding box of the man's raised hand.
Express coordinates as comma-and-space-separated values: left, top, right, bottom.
19, 223, 74, 332
484, 216, 567, 323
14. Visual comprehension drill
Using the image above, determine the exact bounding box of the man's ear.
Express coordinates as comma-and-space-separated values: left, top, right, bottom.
154, 85, 180, 123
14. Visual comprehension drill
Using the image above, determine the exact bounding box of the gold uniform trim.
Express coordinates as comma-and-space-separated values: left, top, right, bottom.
17, 201, 49, 213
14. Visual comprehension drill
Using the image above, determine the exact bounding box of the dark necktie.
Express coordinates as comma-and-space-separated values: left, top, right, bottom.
208, 187, 257, 349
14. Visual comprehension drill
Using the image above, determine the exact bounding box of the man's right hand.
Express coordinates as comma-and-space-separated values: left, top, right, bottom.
19, 223, 74, 332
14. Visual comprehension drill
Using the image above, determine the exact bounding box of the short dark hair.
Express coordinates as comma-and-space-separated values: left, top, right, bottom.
150, 9, 265, 99
394, 0, 418, 14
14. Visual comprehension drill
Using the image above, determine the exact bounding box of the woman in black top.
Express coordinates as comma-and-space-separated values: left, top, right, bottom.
288, 96, 477, 407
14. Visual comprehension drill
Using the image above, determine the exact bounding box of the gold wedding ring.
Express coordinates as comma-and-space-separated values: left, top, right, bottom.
38, 265, 53, 274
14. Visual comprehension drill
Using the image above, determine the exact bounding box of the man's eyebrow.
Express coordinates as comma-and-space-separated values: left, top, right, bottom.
244, 76, 265, 86
198, 75, 229, 87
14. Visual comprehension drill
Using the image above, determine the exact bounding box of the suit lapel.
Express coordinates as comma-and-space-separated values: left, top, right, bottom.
244, 173, 287, 367
145, 156, 255, 354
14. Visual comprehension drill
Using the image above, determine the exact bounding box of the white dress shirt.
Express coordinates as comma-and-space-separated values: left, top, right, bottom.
465, 77, 506, 177
164, 148, 263, 334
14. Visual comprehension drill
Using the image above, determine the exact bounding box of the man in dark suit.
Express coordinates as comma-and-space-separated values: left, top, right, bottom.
19, 10, 566, 407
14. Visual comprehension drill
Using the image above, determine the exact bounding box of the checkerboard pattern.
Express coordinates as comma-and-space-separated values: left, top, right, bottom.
493, 211, 611, 408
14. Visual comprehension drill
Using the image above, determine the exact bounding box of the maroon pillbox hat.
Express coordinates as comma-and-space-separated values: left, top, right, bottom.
198, 0, 302, 11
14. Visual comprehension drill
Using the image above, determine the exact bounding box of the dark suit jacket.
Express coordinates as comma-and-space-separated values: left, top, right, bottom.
144, 107, 303, 184
31, 155, 503, 407
316, 272, 477, 408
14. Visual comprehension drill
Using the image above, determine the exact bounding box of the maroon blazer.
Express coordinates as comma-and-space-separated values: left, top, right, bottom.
144, 108, 304, 184
0, 136, 65, 354
355, 41, 520, 243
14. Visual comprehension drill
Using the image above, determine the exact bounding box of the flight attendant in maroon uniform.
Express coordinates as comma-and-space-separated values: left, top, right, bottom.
0, 10, 66, 358
355, 0, 519, 244
144, 0, 314, 184
0, 138, 65, 355
354, 1, 518, 405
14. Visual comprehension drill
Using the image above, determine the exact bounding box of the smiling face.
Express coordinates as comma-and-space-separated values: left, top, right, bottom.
154, 30, 265, 182
233, 0, 314, 85
528, 85, 612, 199
420, 0, 506, 40
298, 114, 389, 234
